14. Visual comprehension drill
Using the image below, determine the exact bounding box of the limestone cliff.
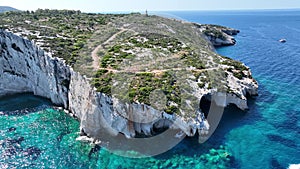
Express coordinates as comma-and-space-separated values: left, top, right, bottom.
0, 31, 70, 107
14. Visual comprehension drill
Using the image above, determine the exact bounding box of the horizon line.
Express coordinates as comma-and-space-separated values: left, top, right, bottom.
93, 8, 300, 14
2, 5, 300, 13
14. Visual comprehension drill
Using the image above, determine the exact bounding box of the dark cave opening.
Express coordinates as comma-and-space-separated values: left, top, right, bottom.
199, 94, 212, 118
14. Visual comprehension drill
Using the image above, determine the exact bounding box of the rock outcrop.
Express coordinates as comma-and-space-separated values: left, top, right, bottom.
0, 29, 257, 143
194, 23, 240, 47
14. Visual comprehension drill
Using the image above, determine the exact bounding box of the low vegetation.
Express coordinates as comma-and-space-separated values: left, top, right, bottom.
221, 57, 249, 79
203, 29, 226, 40
0, 9, 107, 65
92, 70, 181, 114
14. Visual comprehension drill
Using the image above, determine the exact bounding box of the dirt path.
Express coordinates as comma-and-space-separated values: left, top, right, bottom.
96, 66, 219, 75
91, 30, 219, 75
91, 28, 127, 70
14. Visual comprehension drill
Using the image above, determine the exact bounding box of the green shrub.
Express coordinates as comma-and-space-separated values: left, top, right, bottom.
198, 83, 205, 88
165, 105, 179, 115
0, 9, 107, 65
222, 59, 248, 71
233, 71, 244, 80
203, 29, 226, 40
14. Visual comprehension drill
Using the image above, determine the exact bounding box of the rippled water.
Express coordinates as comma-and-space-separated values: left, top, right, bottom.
1, 10, 300, 169
0, 94, 97, 168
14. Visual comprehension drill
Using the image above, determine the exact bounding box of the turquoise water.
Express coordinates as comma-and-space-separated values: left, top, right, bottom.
0, 94, 98, 168
1, 10, 300, 169
0, 94, 232, 168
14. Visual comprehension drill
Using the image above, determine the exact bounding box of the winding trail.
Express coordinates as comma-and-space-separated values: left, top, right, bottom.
95, 66, 219, 75
91, 29, 220, 75
91, 28, 127, 70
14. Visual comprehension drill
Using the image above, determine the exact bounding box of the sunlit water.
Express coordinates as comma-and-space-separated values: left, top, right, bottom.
1, 10, 300, 169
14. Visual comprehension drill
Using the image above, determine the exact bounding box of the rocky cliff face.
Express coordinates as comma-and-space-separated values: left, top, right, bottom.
0, 30, 258, 143
0, 31, 70, 107
194, 24, 240, 47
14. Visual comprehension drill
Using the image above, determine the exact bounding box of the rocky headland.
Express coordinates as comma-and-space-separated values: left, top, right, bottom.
0, 10, 258, 144
194, 23, 240, 46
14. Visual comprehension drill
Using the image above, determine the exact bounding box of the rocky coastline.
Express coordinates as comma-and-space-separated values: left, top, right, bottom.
0, 18, 258, 144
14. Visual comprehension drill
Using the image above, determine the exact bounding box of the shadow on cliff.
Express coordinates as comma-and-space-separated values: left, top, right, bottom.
0, 93, 52, 115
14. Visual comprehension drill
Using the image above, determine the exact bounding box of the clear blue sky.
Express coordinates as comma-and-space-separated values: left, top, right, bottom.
1, 0, 300, 12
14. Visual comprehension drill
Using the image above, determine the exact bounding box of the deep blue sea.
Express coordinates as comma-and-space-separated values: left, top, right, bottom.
1, 10, 300, 169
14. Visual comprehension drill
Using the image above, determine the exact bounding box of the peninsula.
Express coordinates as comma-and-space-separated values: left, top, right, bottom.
0, 9, 258, 145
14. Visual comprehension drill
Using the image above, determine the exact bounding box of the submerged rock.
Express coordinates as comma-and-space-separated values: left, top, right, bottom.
270, 157, 285, 169
88, 144, 101, 158
23, 147, 42, 160
7, 127, 16, 132
4, 137, 25, 145
1, 137, 24, 158
3, 146, 18, 157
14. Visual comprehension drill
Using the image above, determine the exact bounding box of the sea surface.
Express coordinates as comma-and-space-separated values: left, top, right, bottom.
1, 10, 300, 169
